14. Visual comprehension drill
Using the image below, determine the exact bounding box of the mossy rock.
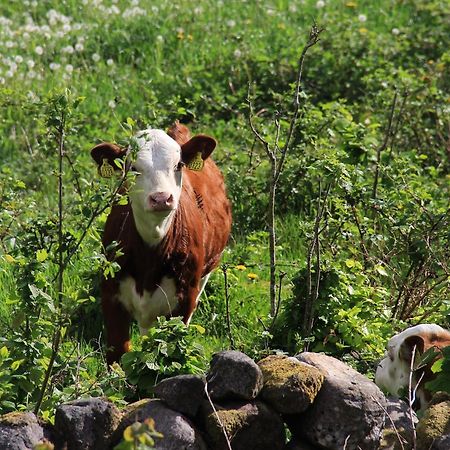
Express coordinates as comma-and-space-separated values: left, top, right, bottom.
416, 393, 450, 450
257, 354, 325, 414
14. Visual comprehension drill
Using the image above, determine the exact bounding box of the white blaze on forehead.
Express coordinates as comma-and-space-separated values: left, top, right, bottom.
129, 128, 183, 246
134, 129, 181, 171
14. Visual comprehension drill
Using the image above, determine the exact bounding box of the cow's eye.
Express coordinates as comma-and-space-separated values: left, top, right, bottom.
175, 161, 185, 172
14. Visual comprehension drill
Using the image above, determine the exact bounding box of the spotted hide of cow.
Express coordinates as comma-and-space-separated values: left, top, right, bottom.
91, 122, 232, 364
375, 324, 450, 410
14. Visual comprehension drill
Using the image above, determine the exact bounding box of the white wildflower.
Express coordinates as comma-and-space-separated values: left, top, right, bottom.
92, 53, 101, 62
5, 70, 13, 78
316, 0, 325, 8
358, 14, 367, 22
65, 64, 73, 73
106, 58, 114, 66
62, 45, 74, 54
392, 28, 400, 35
35, 46, 44, 55
156, 35, 164, 43
108, 100, 116, 109
233, 49, 242, 59
49, 62, 60, 71
5, 41, 14, 48
75, 43, 84, 52
27, 59, 35, 68
227, 19, 236, 27
14, 55, 23, 63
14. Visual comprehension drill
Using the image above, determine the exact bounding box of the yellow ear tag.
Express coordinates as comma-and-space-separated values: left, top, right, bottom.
99, 158, 115, 178
187, 152, 204, 171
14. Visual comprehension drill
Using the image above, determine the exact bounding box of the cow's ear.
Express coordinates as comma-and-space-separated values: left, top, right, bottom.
181, 135, 217, 170
167, 121, 192, 146
91, 142, 127, 178
399, 335, 425, 362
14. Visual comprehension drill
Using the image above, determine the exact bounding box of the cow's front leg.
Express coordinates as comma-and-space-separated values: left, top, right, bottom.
101, 281, 131, 365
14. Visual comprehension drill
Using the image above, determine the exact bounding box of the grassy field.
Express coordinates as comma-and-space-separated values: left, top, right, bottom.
0, 0, 449, 417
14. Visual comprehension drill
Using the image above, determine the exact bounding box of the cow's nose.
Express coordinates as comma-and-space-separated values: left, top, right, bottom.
149, 192, 174, 210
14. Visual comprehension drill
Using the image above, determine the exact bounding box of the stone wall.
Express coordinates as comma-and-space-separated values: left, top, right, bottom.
1, 350, 448, 450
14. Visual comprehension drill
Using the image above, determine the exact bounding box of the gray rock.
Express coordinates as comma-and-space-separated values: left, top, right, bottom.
291, 352, 386, 450
0, 412, 53, 450
379, 396, 418, 450
284, 438, 321, 449
416, 392, 450, 450
55, 397, 122, 450
112, 399, 207, 450
206, 350, 263, 401
153, 374, 205, 418
203, 399, 285, 450
433, 434, 450, 450
258, 355, 324, 414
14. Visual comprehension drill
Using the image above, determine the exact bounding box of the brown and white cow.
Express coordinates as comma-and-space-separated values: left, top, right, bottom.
91, 122, 232, 364
375, 324, 450, 410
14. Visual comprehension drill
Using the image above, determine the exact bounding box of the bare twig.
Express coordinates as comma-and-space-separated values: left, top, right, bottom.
408, 345, 424, 450
373, 396, 406, 450
222, 265, 235, 349
303, 181, 331, 344
205, 382, 233, 450
35, 109, 66, 415
372, 91, 398, 200
247, 24, 323, 317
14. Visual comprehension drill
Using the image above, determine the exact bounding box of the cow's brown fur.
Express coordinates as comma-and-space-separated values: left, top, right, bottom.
93, 123, 232, 364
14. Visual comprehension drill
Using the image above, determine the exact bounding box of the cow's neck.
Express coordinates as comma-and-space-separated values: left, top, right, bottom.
132, 206, 176, 246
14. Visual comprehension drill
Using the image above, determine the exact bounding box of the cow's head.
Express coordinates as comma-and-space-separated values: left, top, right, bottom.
375, 324, 450, 410
91, 123, 216, 244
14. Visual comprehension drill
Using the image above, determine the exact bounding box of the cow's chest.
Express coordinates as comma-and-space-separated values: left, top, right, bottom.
117, 275, 179, 332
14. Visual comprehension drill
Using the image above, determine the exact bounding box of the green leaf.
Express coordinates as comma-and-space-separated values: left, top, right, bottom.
36, 249, 48, 262
375, 265, 388, 276
11, 359, 25, 371
0, 346, 9, 359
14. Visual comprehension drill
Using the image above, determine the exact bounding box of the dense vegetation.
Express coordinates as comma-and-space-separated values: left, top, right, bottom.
0, 0, 448, 420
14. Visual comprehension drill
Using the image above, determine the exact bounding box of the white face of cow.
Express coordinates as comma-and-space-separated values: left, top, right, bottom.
129, 129, 184, 245
91, 124, 217, 247
375, 324, 449, 405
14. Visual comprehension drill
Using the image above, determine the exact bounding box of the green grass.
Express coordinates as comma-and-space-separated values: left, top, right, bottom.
0, 0, 449, 416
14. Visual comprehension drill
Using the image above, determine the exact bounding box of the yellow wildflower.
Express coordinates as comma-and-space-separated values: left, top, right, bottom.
359, 27, 368, 34
4, 254, 15, 263
247, 273, 258, 280
235, 264, 247, 271
345, 2, 357, 7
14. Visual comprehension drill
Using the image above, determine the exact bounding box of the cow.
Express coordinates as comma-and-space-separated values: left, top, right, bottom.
90, 122, 232, 365
375, 324, 450, 410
